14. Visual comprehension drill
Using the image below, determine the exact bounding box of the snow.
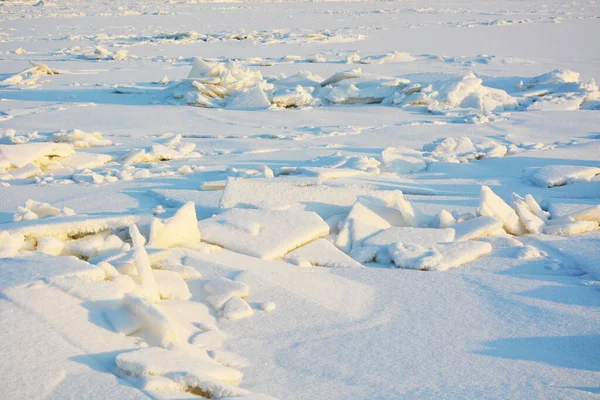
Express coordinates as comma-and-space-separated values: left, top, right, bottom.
1, 0, 600, 399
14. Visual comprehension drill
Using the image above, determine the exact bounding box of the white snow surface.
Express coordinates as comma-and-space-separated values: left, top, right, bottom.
1, 1, 600, 399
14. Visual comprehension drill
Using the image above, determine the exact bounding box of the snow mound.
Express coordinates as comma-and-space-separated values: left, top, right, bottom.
198, 208, 329, 260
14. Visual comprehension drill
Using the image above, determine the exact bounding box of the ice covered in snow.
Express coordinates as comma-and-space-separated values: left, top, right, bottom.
286, 238, 363, 268
542, 220, 599, 236
13, 199, 75, 222
362, 227, 455, 263
478, 186, 523, 235
2, 2, 600, 399
453, 216, 505, 241
389, 240, 493, 271
148, 202, 201, 249
204, 277, 250, 312
130, 225, 161, 302
222, 296, 254, 320
0, 142, 74, 169
153, 269, 192, 300
121, 134, 201, 164
52, 129, 112, 148
115, 347, 244, 390
335, 196, 406, 253
0, 61, 67, 86
400, 72, 518, 113
525, 165, 600, 188
198, 208, 329, 259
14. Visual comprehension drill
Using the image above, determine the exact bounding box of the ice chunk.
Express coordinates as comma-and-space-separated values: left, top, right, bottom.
525, 165, 600, 188
148, 202, 201, 249
205, 277, 250, 311
228, 86, 271, 110
525, 194, 548, 221
260, 301, 276, 313
286, 238, 363, 268
478, 186, 523, 235
271, 85, 313, 108
123, 293, 178, 346
407, 72, 518, 112
198, 208, 329, 260
160, 264, 202, 280
453, 216, 504, 241
564, 205, 600, 223
0, 252, 104, 290
0, 213, 153, 242
205, 277, 250, 298
380, 147, 428, 174
153, 270, 192, 300
7, 162, 41, 179
52, 129, 112, 148
104, 308, 143, 335
542, 221, 598, 236
36, 236, 65, 255
335, 198, 406, 252
59, 152, 112, 170
389, 241, 493, 271
0, 142, 74, 168
222, 297, 254, 320
115, 347, 244, 390
362, 226, 454, 262
363, 227, 455, 261
512, 194, 545, 234
360, 51, 415, 64
219, 178, 401, 218
130, 225, 160, 302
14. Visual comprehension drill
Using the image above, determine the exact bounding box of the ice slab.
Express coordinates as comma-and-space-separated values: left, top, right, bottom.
285, 238, 363, 268
525, 165, 600, 188
453, 216, 504, 241
198, 208, 329, 260
219, 178, 402, 218
389, 241, 493, 271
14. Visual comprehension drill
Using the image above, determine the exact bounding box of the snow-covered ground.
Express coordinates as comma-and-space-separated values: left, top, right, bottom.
1, 0, 599, 399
